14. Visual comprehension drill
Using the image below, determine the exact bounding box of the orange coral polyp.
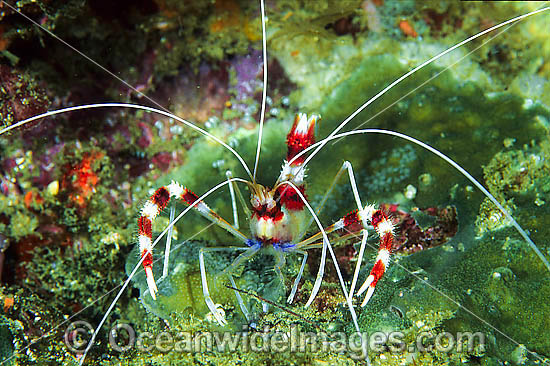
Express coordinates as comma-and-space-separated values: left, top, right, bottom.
62, 151, 103, 207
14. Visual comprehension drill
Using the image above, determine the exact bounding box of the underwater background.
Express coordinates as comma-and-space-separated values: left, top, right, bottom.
0, 0, 549, 365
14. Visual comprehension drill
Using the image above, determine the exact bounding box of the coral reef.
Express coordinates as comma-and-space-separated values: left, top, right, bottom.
477, 139, 550, 238
0, 1, 548, 365
0, 65, 50, 129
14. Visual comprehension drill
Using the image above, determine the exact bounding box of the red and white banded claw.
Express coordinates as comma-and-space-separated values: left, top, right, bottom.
356, 205, 394, 307
138, 181, 187, 300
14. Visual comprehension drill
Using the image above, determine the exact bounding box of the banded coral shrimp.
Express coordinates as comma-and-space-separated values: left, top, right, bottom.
0, 0, 550, 365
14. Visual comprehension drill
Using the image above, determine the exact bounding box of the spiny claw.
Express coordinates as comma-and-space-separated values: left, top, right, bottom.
357, 274, 373, 296
145, 266, 158, 300
354, 205, 394, 307
357, 251, 389, 307
357, 274, 376, 307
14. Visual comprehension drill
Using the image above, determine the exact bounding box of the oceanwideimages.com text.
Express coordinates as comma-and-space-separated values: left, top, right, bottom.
65, 321, 485, 359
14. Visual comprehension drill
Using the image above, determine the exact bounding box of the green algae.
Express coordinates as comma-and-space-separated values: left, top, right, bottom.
127, 239, 236, 322
119, 4, 550, 363
128, 59, 550, 363
0, 67, 50, 130
477, 138, 550, 238
0, 1, 549, 365
262, 3, 550, 364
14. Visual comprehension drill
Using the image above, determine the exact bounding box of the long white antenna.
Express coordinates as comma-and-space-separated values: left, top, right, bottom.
335, 12, 526, 143
294, 6, 550, 169
252, 0, 268, 181
0, 103, 254, 180
300, 129, 550, 273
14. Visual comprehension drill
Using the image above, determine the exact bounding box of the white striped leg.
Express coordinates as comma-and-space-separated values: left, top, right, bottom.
161, 201, 176, 281
226, 170, 251, 219
287, 250, 307, 304
226, 170, 239, 229
138, 181, 187, 300
300, 161, 366, 240
199, 246, 260, 325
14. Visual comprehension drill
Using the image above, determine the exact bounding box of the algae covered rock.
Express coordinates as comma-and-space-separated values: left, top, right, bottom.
0, 320, 14, 366
127, 239, 236, 323
2, 1, 550, 365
